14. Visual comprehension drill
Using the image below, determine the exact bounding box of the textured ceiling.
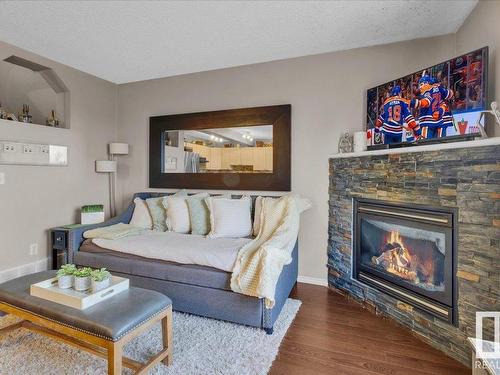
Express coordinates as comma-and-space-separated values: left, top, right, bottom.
0, 1, 477, 84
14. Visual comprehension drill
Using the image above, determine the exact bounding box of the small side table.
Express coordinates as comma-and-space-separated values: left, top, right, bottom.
468, 338, 500, 375
50, 225, 86, 269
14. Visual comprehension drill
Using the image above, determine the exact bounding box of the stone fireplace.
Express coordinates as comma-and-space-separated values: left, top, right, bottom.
327, 140, 499, 366
353, 198, 457, 324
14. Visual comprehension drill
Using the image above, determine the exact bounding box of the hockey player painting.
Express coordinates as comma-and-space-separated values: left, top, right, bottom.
410, 75, 454, 139
375, 86, 421, 144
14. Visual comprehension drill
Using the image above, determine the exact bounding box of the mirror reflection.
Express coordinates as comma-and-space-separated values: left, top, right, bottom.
163, 125, 273, 173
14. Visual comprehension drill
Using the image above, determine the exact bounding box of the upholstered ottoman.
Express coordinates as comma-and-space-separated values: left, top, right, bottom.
0, 271, 172, 375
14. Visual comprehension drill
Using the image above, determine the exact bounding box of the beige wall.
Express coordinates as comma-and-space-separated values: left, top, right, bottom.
0, 41, 117, 272
455, 0, 500, 137
116, 35, 457, 282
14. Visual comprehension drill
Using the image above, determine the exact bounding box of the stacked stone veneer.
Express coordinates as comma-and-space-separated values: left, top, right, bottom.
328, 144, 499, 365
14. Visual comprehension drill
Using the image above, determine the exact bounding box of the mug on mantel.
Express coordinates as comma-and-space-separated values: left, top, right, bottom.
353, 131, 367, 153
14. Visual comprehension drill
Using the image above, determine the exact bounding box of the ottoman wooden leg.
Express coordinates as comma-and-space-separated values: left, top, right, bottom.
161, 307, 173, 366
108, 341, 123, 375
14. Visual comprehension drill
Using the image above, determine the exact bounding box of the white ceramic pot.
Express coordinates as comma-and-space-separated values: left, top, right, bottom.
91, 278, 111, 293
74, 276, 91, 291
57, 275, 73, 289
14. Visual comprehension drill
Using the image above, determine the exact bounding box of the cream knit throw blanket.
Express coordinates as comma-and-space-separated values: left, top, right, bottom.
230, 194, 310, 308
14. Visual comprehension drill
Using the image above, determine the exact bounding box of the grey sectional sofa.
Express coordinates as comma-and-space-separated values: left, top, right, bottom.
69, 192, 298, 334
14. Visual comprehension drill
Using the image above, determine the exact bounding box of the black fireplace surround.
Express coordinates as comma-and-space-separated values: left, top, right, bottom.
353, 199, 458, 325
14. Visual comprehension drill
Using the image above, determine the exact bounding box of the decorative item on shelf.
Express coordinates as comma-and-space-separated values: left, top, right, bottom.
0, 102, 7, 120
73, 267, 92, 291
46, 109, 60, 127
353, 131, 368, 153
6, 113, 17, 121
338, 130, 353, 153
81, 204, 105, 225
56, 264, 77, 289
95, 142, 129, 217
19, 104, 32, 124
90, 268, 111, 292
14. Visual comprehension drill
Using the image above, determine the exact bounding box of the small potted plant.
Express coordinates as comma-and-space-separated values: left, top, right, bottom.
73, 267, 92, 291
91, 268, 112, 292
56, 264, 77, 289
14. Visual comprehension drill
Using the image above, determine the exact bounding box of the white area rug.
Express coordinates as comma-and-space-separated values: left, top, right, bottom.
0, 299, 301, 375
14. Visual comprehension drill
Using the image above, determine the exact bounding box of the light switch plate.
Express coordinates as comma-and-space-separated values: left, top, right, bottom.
0, 172, 4, 185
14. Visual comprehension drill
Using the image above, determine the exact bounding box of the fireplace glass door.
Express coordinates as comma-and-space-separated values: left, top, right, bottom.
353, 199, 457, 324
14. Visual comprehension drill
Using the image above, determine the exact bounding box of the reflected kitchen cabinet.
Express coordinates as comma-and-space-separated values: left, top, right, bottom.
265, 147, 273, 171
240, 147, 255, 168
209, 147, 222, 170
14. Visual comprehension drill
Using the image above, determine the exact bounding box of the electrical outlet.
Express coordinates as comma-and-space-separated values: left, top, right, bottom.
2, 144, 15, 152
41, 145, 49, 154
23, 145, 34, 154
29, 243, 38, 256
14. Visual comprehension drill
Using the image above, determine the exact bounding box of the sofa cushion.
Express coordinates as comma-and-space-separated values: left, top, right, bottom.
206, 196, 252, 238
129, 198, 153, 229
145, 196, 167, 231
186, 194, 211, 235
75, 245, 232, 291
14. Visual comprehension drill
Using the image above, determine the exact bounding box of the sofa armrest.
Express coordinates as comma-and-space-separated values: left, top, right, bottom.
67, 203, 135, 263
262, 240, 299, 331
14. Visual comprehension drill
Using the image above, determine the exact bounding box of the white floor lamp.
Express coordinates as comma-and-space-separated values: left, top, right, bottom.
95, 143, 129, 217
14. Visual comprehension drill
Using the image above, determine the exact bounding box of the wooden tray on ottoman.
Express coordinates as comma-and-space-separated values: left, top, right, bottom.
30, 276, 129, 310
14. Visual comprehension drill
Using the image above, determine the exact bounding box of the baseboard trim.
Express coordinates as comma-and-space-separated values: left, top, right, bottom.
297, 275, 328, 287
0, 258, 50, 284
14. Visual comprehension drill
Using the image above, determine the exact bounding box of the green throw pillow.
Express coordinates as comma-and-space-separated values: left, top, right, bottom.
146, 197, 167, 231
186, 195, 210, 235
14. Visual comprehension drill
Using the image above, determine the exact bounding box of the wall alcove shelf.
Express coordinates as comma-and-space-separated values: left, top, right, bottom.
0, 55, 70, 129
0, 118, 69, 131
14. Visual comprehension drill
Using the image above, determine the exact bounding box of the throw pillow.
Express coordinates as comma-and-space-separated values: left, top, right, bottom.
162, 189, 189, 233
163, 191, 208, 233
129, 198, 153, 229
146, 196, 167, 231
206, 196, 252, 238
186, 194, 211, 235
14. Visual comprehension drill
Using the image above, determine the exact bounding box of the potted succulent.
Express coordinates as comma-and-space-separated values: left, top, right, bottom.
56, 264, 77, 289
91, 268, 112, 292
73, 267, 92, 291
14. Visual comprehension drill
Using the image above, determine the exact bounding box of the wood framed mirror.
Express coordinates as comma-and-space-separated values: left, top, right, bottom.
149, 105, 291, 191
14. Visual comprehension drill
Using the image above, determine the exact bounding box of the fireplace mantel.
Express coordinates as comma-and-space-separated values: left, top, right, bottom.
330, 136, 500, 159
327, 141, 499, 366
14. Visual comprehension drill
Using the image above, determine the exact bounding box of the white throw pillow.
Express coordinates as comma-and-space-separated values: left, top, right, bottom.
206, 196, 252, 238
163, 191, 208, 233
129, 198, 153, 229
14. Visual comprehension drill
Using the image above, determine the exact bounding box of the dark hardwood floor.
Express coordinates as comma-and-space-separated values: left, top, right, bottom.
269, 283, 469, 375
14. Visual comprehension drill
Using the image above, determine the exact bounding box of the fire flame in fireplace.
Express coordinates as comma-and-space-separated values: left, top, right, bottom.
373, 230, 417, 282
371, 229, 440, 288
388, 230, 402, 245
